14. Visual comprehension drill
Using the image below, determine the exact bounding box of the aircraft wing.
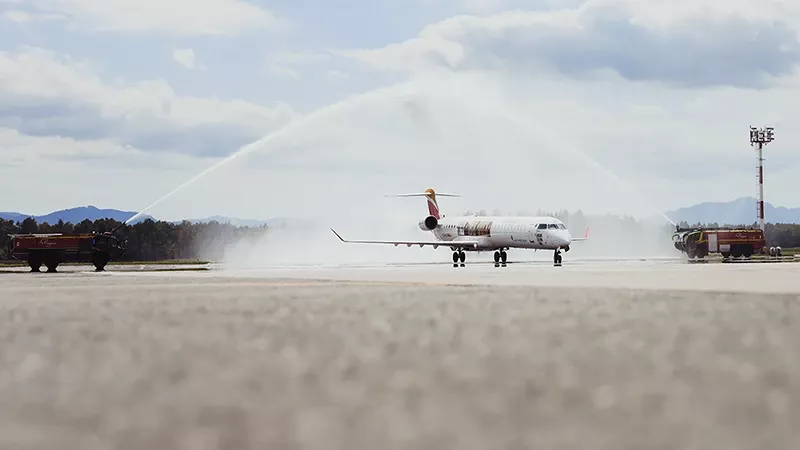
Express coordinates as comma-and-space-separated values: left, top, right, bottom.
330, 228, 479, 249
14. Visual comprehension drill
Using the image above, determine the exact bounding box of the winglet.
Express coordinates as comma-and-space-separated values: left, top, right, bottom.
330, 228, 346, 242
570, 226, 590, 242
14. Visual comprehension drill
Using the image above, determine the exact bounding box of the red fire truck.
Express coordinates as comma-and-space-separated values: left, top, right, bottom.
672, 227, 766, 259
8, 232, 127, 272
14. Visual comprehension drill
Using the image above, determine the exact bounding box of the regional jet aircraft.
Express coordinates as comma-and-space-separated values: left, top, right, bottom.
330, 188, 589, 267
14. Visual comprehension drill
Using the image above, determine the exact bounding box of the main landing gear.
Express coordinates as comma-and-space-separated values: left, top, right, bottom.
493, 250, 508, 267
452, 250, 466, 267
450, 248, 564, 267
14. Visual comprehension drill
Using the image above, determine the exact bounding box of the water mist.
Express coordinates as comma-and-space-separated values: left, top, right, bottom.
128, 71, 682, 266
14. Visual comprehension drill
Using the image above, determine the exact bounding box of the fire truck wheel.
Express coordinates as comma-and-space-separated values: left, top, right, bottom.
721, 252, 731, 258
742, 245, 753, 258
92, 252, 109, 271
43, 252, 61, 272
27, 255, 42, 272
731, 245, 743, 258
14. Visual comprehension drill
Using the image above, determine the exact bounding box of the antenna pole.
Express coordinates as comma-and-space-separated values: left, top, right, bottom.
749, 126, 774, 232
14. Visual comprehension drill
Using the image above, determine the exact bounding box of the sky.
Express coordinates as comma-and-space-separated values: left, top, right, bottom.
2, 0, 799, 223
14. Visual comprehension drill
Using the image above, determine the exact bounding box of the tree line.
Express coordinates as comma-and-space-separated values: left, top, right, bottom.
0, 217, 268, 262
2, 213, 799, 262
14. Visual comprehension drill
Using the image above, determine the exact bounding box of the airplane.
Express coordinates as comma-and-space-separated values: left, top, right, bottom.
330, 188, 589, 267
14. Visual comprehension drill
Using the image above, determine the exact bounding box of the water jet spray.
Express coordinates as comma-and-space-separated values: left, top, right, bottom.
491, 106, 677, 226
118, 72, 682, 264
124, 81, 421, 225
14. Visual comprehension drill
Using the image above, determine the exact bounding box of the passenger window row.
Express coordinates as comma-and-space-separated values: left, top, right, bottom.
440, 223, 566, 231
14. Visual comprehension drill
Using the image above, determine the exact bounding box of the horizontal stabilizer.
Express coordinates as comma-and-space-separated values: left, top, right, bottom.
330, 228, 479, 250
388, 192, 462, 198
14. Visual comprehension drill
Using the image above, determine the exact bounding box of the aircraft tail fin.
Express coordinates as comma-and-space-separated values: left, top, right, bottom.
571, 226, 590, 242
387, 188, 461, 219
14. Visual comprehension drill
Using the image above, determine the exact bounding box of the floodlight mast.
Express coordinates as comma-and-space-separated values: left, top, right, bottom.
749, 126, 774, 232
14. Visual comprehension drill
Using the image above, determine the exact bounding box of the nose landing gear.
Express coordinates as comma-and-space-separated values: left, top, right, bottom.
554, 248, 562, 266
493, 250, 508, 267
452, 250, 465, 267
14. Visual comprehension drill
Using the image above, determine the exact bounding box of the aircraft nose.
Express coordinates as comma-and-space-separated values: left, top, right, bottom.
559, 230, 571, 247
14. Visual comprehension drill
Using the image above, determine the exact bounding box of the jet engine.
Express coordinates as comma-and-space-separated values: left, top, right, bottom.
418, 215, 438, 231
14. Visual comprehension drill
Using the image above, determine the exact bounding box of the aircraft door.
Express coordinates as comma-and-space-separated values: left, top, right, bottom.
530, 224, 545, 246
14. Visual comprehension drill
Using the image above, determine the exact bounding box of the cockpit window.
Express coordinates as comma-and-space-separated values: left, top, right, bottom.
537, 224, 547, 230
558, 224, 567, 229
548, 224, 558, 229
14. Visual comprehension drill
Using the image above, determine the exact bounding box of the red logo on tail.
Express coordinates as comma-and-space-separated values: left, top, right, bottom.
424, 188, 440, 219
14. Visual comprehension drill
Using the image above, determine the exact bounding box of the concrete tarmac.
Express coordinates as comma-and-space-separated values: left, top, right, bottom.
1, 261, 798, 449
209, 257, 800, 294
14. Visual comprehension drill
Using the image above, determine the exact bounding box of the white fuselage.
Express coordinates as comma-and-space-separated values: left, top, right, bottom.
426, 215, 573, 251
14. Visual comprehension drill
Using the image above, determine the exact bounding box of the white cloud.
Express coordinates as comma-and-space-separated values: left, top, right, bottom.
3, 0, 800, 219
319, 0, 800, 213
0, 9, 65, 23
2, 0, 278, 36
325, 69, 349, 80
261, 51, 354, 81
0, 127, 197, 167
458, 0, 505, 14
0, 127, 209, 215
262, 51, 335, 79
266, 64, 299, 78
335, 37, 465, 72
273, 51, 332, 66
172, 48, 206, 71
337, 0, 800, 88
0, 47, 299, 157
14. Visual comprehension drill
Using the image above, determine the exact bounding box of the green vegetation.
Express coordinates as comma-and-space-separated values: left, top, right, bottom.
0, 217, 266, 262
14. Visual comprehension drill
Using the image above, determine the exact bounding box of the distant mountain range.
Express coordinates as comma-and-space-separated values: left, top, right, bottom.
0, 206, 273, 227
665, 197, 800, 225
2, 197, 799, 227
0, 206, 154, 225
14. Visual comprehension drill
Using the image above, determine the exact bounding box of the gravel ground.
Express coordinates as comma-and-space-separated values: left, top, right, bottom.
0, 274, 798, 450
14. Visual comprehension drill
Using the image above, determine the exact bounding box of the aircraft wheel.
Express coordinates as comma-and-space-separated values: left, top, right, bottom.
452, 251, 459, 267
500, 251, 508, 264
459, 251, 465, 267
493, 251, 500, 263
554, 249, 562, 266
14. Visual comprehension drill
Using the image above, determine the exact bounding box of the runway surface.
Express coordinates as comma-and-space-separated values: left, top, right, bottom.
1, 259, 798, 449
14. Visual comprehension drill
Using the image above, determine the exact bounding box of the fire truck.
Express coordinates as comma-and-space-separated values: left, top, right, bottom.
672, 226, 766, 259
8, 231, 128, 272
